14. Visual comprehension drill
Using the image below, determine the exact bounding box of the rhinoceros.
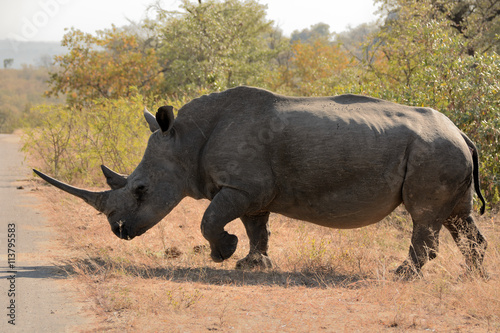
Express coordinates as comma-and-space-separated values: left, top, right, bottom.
34, 86, 488, 278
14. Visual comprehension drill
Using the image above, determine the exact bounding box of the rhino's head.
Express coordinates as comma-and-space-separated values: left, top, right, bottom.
34, 106, 185, 240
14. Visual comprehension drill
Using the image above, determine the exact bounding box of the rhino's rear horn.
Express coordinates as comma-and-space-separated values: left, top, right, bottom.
33, 169, 110, 213
101, 165, 127, 190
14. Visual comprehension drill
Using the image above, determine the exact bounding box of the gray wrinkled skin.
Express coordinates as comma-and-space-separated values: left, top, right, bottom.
35, 86, 488, 278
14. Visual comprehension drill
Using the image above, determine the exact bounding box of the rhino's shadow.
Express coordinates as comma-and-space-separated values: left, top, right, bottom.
62, 257, 371, 289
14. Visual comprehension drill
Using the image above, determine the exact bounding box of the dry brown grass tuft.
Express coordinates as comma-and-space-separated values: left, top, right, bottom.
35, 181, 500, 332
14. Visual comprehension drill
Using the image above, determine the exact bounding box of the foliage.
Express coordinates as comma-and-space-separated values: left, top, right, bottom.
375, 0, 500, 54
150, 0, 285, 93
290, 23, 332, 43
270, 38, 353, 96
46, 27, 164, 106
431, 0, 500, 54
22, 92, 165, 184
335, 22, 379, 57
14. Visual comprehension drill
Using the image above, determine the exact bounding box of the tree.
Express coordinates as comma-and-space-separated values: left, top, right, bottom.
46, 27, 163, 106
335, 22, 379, 60
291, 23, 332, 43
376, 0, 499, 55
151, 0, 285, 93
3, 58, 13, 69
432, 0, 500, 54
272, 38, 352, 96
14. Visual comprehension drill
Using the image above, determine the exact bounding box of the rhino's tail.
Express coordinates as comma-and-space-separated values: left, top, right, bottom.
461, 132, 486, 215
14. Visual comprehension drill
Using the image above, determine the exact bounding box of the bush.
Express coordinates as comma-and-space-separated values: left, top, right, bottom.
22, 92, 182, 184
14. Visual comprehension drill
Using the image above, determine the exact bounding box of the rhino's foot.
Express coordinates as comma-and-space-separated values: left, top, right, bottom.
209, 232, 238, 263
394, 261, 422, 281
236, 252, 273, 270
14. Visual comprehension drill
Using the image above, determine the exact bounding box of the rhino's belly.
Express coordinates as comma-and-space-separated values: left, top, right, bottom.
268, 189, 403, 229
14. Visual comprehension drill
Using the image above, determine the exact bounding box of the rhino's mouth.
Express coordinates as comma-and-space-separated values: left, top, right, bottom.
108, 209, 166, 240
109, 217, 152, 241
117, 220, 132, 240
110, 220, 133, 240
108, 211, 133, 240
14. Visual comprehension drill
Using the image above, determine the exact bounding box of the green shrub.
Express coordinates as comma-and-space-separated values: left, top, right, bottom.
22, 92, 180, 185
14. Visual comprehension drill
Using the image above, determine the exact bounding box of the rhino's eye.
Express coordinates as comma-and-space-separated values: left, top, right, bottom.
134, 185, 147, 201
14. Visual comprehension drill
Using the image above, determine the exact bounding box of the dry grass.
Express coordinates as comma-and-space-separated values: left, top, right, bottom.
33, 181, 500, 332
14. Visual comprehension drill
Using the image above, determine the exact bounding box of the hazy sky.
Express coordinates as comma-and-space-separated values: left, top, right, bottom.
1, 0, 380, 42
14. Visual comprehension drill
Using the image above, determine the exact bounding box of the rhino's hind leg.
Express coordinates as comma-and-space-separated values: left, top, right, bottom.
396, 190, 464, 279
443, 191, 488, 277
395, 220, 443, 279
396, 140, 478, 279
444, 216, 488, 277
236, 212, 273, 270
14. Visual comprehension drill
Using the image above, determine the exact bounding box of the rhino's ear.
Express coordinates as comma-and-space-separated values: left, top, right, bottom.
144, 107, 160, 132
156, 105, 175, 133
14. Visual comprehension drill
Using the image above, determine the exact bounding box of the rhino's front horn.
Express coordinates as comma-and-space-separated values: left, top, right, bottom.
33, 169, 110, 213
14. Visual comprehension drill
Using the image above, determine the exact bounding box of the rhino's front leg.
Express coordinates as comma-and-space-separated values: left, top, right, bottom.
236, 212, 273, 270
201, 188, 251, 263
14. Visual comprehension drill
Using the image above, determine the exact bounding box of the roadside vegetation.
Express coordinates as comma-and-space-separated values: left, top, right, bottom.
4, 0, 500, 330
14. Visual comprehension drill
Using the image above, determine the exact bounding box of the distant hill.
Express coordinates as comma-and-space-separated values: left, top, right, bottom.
0, 40, 67, 69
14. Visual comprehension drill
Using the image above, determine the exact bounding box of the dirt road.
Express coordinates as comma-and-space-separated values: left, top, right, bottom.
0, 134, 92, 332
